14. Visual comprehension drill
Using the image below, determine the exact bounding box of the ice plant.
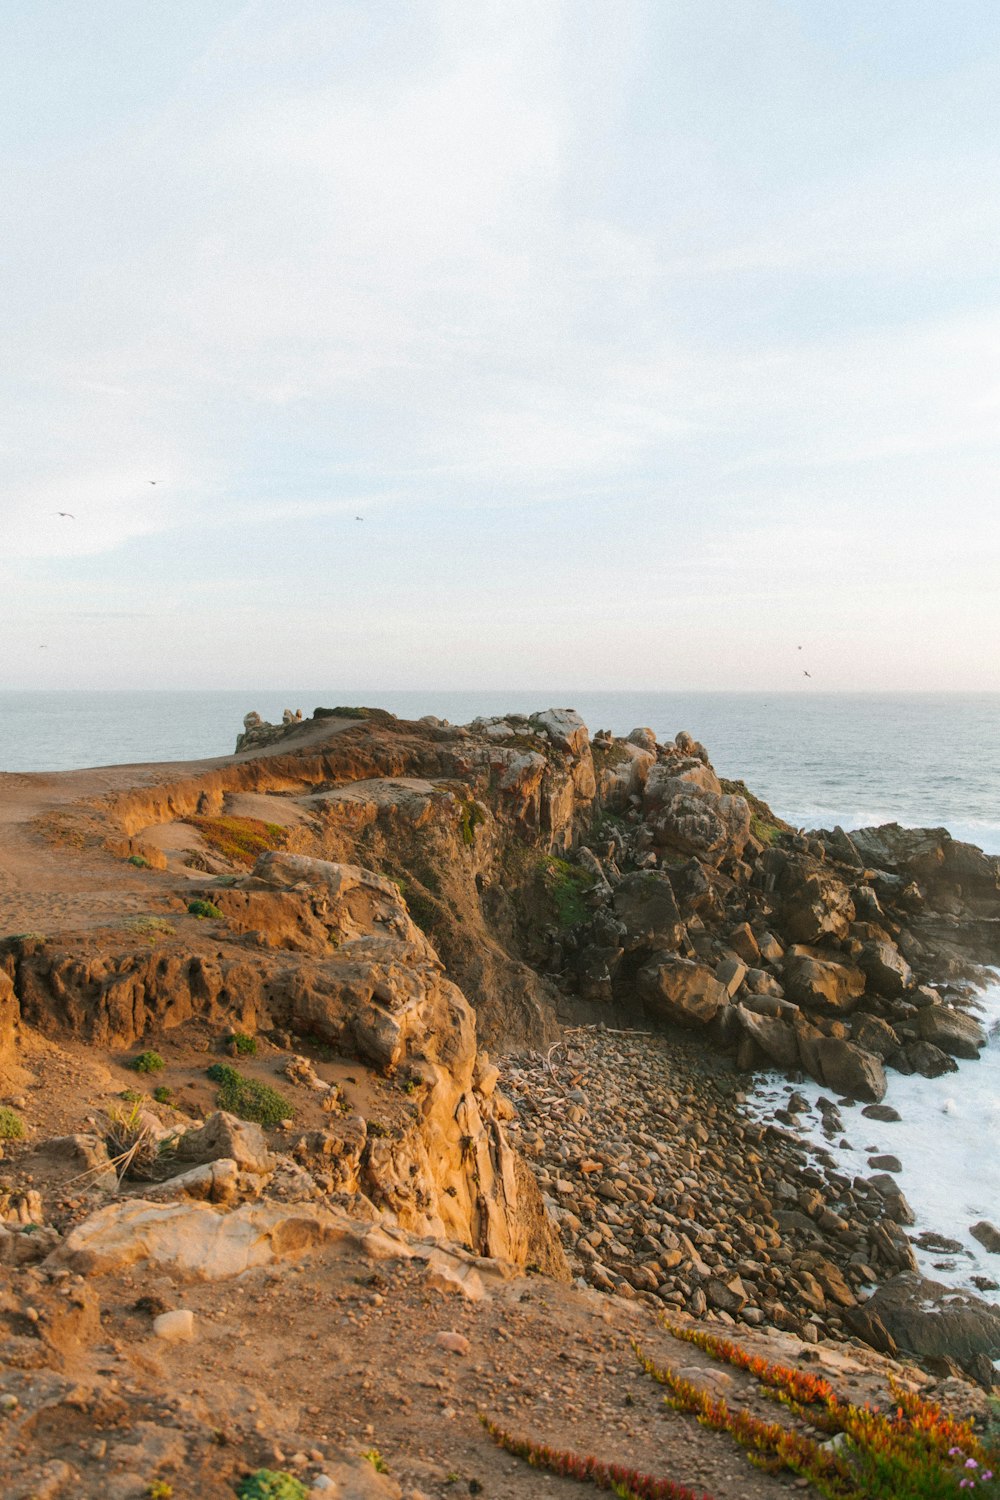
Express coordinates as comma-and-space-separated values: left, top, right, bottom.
640, 1321, 1000, 1500
478, 1415, 715, 1500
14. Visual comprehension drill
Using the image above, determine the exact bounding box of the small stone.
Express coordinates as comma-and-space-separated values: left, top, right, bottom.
435, 1330, 471, 1356
153, 1308, 195, 1342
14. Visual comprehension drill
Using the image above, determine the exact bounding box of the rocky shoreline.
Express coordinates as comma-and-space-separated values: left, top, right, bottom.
1, 701, 999, 1495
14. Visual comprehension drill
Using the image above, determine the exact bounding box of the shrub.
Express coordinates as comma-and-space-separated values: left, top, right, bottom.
0, 1106, 25, 1140
104, 1102, 160, 1180
206, 1064, 294, 1127
126, 854, 151, 868
183, 816, 288, 869
228, 1031, 258, 1056
235, 1473, 308, 1500
187, 898, 223, 919
152, 1086, 173, 1104
133, 1050, 165, 1074
540, 856, 592, 928
361, 1448, 389, 1473
146, 1482, 173, 1499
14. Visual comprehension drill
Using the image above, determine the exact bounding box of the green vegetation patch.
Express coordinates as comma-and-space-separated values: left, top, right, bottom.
315, 705, 398, 724
126, 853, 151, 868
720, 777, 789, 846
456, 795, 487, 847
124, 916, 175, 938
591, 740, 631, 769
187, 898, 223, 919
206, 1063, 294, 1127
133, 1050, 166, 1074
228, 1031, 258, 1056
183, 815, 288, 869
0, 1106, 25, 1140
540, 855, 593, 928
235, 1471, 308, 1500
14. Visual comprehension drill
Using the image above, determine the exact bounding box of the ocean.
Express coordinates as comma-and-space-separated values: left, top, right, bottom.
2, 688, 998, 1300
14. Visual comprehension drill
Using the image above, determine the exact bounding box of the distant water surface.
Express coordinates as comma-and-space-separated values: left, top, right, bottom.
1, 689, 997, 853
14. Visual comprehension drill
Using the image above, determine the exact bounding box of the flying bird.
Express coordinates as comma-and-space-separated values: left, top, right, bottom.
148, 480, 160, 485
803, 670, 812, 678
55, 511, 75, 519
355, 515, 364, 521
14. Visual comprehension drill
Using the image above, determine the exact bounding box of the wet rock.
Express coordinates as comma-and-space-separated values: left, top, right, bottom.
970, 1221, 1000, 1254
916, 1005, 986, 1059
865, 1273, 1000, 1383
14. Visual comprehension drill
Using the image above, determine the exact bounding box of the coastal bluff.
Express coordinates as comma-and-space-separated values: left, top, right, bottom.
0, 705, 998, 1497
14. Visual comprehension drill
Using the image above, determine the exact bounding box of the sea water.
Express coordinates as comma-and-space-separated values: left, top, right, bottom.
2, 688, 998, 1294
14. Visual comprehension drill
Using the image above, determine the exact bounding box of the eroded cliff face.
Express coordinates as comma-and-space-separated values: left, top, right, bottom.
1, 851, 565, 1276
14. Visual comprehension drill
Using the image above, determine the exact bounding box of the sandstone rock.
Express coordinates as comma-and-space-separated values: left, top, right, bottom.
859, 939, 912, 996
153, 1308, 195, 1342
173, 1111, 275, 1175
0, 968, 19, 1060
47, 1198, 354, 1279
613, 872, 686, 954
529, 708, 590, 756
424, 1252, 486, 1302
728, 923, 760, 965
627, 727, 658, 753
916, 1005, 986, 1059
780, 871, 855, 945
970, 1221, 1000, 1254
782, 947, 865, 1013
715, 957, 747, 999
146, 1158, 242, 1206
851, 1014, 901, 1060
796, 1024, 887, 1102
865, 1273, 1000, 1379
735, 1007, 800, 1071
434, 1330, 471, 1355
637, 956, 728, 1026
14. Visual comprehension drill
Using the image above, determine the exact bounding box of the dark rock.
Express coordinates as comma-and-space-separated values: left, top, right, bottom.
862, 1103, 901, 1122
916, 1005, 986, 1059
859, 939, 913, 996
865, 1273, 1000, 1382
613, 872, 686, 955
851, 1013, 901, 1060
905, 1040, 959, 1079
970, 1221, 1000, 1254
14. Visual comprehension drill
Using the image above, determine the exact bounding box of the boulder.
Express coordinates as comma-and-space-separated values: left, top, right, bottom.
647, 786, 752, 868
637, 956, 728, 1026
173, 1111, 275, 1175
859, 939, 913, 997
627, 727, 658, 753
851, 1013, 901, 1060
46, 1198, 355, 1279
528, 708, 590, 756
905, 1040, 958, 1078
916, 1005, 986, 1059
864, 1274, 1000, 1378
779, 869, 855, 945
735, 1006, 800, 1071
970, 1221, 1000, 1254
782, 947, 866, 1013
613, 872, 686, 954
727, 923, 761, 965
795, 1021, 887, 1101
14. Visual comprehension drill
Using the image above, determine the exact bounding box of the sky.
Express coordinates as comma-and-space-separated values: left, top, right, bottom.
2, 0, 999, 692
